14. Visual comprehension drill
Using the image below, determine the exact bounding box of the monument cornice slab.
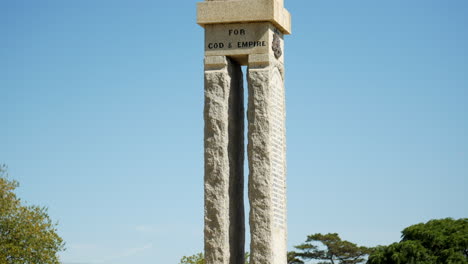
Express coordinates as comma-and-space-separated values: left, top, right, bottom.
197, 0, 291, 35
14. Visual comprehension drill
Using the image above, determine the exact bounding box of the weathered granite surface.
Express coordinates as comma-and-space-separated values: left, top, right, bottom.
197, 0, 291, 35
248, 60, 287, 264
204, 23, 284, 66
204, 56, 245, 264
201, 1, 290, 263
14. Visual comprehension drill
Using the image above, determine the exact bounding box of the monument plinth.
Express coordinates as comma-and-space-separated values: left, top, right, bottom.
198, 1, 291, 263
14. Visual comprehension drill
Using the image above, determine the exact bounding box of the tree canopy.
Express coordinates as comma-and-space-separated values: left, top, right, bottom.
0, 165, 65, 264
179, 251, 307, 264
179, 252, 205, 264
287, 251, 305, 264
294, 233, 372, 264
367, 218, 468, 264
180, 218, 468, 264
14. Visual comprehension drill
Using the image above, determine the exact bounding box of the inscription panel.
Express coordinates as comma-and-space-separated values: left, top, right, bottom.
269, 68, 286, 230
205, 22, 269, 57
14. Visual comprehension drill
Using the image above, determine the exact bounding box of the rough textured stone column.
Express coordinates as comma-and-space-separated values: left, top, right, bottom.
248, 53, 287, 264
204, 55, 245, 264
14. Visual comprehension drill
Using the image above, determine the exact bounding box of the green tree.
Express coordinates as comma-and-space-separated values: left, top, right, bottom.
0, 165, 65, 264
179, 253, 205, 264
288, 251, 305, 264
367, 218, 468, 264
179, 252, 254, 264
294, 233, 372, 264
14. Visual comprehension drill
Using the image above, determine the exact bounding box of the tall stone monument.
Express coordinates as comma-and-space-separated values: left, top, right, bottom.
197, 1, 291, 263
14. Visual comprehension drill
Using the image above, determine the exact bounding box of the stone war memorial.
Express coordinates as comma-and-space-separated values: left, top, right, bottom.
197, 0, 291, 263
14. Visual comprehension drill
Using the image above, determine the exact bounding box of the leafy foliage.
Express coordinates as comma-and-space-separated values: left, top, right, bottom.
0, 165, 65, 264
367, 218, 468, 264
179, 252, 205, 264
180, 236, 368, 264
288, 251, 305, 264
179, 252, 250, 264
295, 233, 372, 264
179, 251, 303, 264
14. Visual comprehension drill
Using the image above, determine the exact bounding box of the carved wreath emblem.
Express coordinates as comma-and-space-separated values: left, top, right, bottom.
272, 33, 282, 59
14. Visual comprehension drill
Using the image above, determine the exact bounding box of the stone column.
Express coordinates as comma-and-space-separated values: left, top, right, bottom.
204, 56, 245, 264
199, 1, 291, 263
248, 52, 287, 264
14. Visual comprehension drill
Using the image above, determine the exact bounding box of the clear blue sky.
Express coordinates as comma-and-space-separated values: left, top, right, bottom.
1, 1, 467, 263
